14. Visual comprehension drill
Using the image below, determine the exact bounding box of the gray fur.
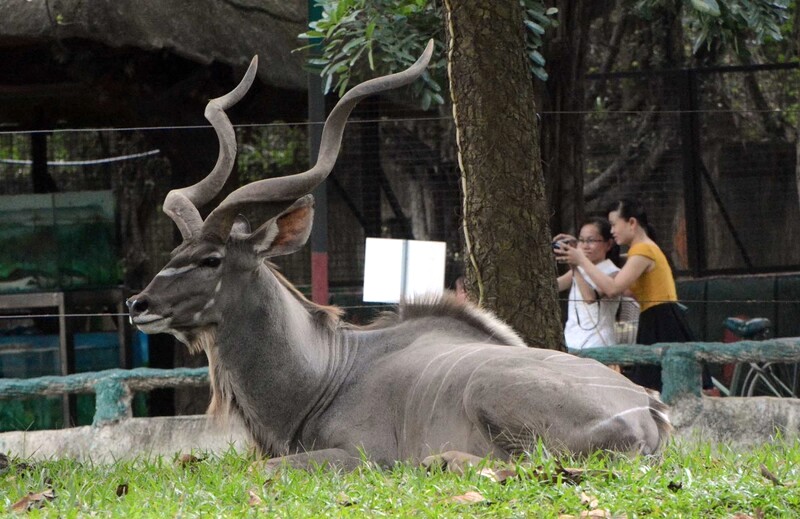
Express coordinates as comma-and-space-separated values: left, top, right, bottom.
127, 46, 670, 468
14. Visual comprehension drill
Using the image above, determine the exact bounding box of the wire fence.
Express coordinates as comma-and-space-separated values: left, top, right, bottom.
0, 64, 798, 370
2, 66, 797, 287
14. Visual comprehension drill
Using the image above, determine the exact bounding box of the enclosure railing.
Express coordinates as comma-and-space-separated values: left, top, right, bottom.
0, 368, 208, 426
574, 338, 800, 403
1, 339, 800, 428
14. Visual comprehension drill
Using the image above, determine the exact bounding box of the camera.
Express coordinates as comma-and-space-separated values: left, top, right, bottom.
552, 239, 576, 250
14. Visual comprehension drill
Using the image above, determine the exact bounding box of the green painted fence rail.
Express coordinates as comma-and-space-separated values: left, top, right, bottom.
572, 338, 800, 403
0, 367, 209, 426
1, 339, 799, 428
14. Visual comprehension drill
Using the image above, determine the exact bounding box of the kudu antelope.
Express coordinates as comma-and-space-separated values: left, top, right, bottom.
128, 42, 670, 469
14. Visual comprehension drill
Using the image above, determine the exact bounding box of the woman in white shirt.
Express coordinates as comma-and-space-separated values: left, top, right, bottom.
553, 217, 624, 351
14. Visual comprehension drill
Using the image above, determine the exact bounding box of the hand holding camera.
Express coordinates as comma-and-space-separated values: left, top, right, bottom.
552, 233, 577, 251
552, 233, 579, 264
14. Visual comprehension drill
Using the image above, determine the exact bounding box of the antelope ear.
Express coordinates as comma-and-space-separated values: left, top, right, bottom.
248, 195, 314, 258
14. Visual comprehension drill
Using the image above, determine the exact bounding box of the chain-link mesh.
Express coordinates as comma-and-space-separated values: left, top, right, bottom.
0, 65, 797, 294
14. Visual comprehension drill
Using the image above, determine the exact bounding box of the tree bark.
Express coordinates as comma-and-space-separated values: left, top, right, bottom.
540, 0, 603, 236
443, 0, 563, 350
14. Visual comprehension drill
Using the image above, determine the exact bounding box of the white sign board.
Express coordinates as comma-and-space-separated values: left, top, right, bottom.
362, 238, 447, 303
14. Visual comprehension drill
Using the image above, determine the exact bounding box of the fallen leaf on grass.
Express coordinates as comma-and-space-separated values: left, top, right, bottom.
421, 451, 485, 475
527, 463, 614, 485
580, 492, 599, 508
731, 508, 765, 519
581, 510, 611, 518
558, 466, 609, 484
10, 489, 55, 512
1, 455, 33, 475
759, 464, 782, 486
248, 489, 263, 506
116, 483, 129, 497
177, 454, 204, 468
445, 491, 486, 504
558, 511, 613, 518
478, 467, 518, 483
336, 492, 356, 507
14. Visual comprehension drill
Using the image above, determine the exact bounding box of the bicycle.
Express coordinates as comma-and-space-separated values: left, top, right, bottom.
712, 317, 799, 398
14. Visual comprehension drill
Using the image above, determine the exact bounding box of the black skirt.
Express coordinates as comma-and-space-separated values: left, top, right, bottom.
623, 302, 695, 391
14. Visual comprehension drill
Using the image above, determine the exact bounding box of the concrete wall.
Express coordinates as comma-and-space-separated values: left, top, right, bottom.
0, 416, 248, 462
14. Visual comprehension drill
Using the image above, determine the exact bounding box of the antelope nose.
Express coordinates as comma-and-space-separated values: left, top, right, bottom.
126, 297, 149, 315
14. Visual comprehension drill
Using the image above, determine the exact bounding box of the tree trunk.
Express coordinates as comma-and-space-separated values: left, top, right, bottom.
540, 0, 602, 236
442, 0, 563, 350
794, 4, 800, 213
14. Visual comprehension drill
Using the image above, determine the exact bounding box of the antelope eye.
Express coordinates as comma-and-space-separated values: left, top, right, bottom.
199, 256, 222, 268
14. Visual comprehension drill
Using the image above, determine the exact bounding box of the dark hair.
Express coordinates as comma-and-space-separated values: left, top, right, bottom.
606, 198, 657, 243
582, 216, 621, 266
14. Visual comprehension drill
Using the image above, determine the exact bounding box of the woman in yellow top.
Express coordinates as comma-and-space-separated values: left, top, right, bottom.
555, 198, 694, 391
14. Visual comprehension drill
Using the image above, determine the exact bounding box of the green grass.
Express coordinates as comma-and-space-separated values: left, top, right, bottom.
2, 439, 799, 517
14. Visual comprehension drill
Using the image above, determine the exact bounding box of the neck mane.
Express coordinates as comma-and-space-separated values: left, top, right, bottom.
365, 292, 528, 348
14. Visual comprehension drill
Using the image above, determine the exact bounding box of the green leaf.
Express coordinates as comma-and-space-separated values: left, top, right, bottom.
368, 44, 375, 70
528, 50, 545, 67
524, 20, 545, 35
526, 9, 552, 26
342, 36, 365, 54
421, 90, 432, 111
349, 45, 367, 66
298, 30, 325, 39
691, 0, 721, 17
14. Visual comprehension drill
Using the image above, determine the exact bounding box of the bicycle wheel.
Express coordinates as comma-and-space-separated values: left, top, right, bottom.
743, 362, 798, 398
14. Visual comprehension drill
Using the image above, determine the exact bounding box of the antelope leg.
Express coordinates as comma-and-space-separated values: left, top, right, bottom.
264, 448, 362, 473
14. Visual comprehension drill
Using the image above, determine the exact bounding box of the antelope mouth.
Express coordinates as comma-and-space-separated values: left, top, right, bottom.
131, 314, 172, 333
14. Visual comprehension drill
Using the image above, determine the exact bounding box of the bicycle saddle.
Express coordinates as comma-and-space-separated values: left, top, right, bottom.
723, 317, 772, 338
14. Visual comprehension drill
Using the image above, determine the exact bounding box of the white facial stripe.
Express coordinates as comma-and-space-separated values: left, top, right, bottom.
214, 280, 223, 293
203, 298, 216, 310
157, 264, 198, 277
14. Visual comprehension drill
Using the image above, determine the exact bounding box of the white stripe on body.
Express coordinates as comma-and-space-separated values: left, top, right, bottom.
427, 348, 487, 423
402, 345, 478, 448
588, 405, 651, 434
